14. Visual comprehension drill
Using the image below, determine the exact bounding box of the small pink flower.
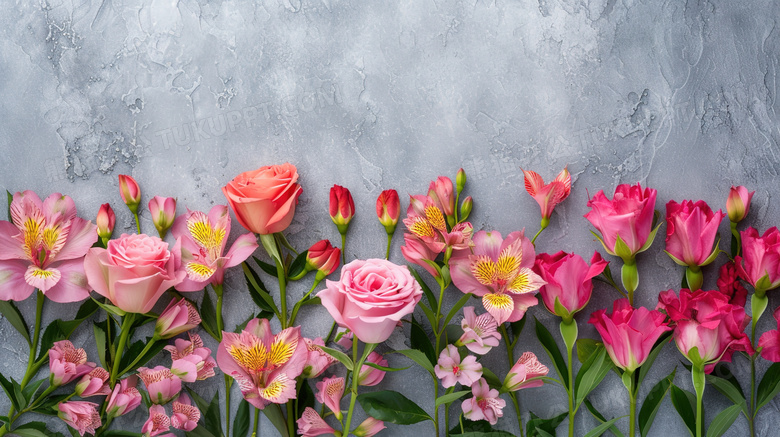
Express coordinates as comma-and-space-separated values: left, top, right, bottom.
96, 203, 115, 241
404, 195, 473, 254
75, 367, 111, 397
735, 227, 780, 296
315, 376, 345, 420
118, 174, 141, 213
456, 306, 501, 355
428, 176, 456, 217
301, 337, 337, 379
305, 240, 341, 278
49, 340, 95, 387
522, 167, 571, 221
58, 401, 101, 436
358, 352, 388, 387
149, 196, 177, 239
727, 186, 754, 223
461, 378, 506, 425
353, 417, 386, 437
434, 345, 482, 388
401, 232, 440, 278
377, 189, 401, 234
503, 352, 548, 391
166, 333, 216, 382
665, 200, 724, 268
138, 366, 182, 405
716, 261, 748, 307
156, 298, 201, 339
106, 376, 142, 418
171, 393, 201, 431
297, 407, 336, 436
534, 251, 607, 322
142, 404, 171, 437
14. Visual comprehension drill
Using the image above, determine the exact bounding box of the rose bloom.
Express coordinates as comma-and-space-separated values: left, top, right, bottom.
735, 227, 780, 296
84, 233, 186, 313
665, 200, 724, 267
318, 258, 422, 344
534, 251, 607, 321
584, 183, 657, 259
222, 163, 303, 235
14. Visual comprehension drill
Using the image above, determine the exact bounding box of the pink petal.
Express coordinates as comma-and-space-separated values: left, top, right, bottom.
44, 259, 91, 303
0, 221, 26, 260
55, 217, 98, 261
0, 259, 35, 301
223, 233, 259, 268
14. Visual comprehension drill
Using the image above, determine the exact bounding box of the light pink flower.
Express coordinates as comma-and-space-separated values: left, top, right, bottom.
353, 417, 386, 437
727, 185, 754, 223
106, 376, 142, 418
318, 258, 423, 344
172, 205, 258, 291
403, 195, 473, 254
434, 345, 482, 388
84, 233, 185, 313
297, 407, 336, 436
142, 404, 171, 437
534, 251, 608, 322
166, 332, 216, 381
665, 200, 724, 267
217, 318, 306, 409
401, 232, 440, 278
301, 337, 337, 379
522, 167, 571, 220
0, 191, 97, 302
149, 196, 177, 239
335, 327, 353, 350
503, 352, 548, 391
156, 298, 201, 339
118, 175, 141, 213
138, 366, 182, 405
589, 299, 671, 372
456, 306, 501, 355
96, 203, 115, 242
75, 367, 111, 397
461, 378, 506, 425
171, 393, 200, 431
49, 340, 95, 387
315, 376, 345, 420
58, 401, 101, 436
450, 230, 545, 324
358, 352, 389, 387
428, 176, 456, 217
735, 227, 780, 296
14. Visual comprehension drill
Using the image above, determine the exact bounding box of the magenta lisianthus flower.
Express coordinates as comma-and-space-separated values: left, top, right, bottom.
534, 251, 607, 322
522, 167, 571, 221
735, 227, 780, 296
315, 376, 345, 420
665, 200, 724, 267
171, 393, 200, 431
450, 230, 545, 324
297, 407, 336, 437
138, 366, 182, 405
49, 340, 95, 387
58, 401, 101, 436
0, 191, 97, 302
142, 404, 171, 436
759, 306, 780, 362
456, 306, 501, 355
503, 352, 549, 392
434, 345, 482, 388
717, 261, 748, 307
461, 378, 506, 425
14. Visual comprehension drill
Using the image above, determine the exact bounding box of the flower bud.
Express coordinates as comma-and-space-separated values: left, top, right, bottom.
155, 298, 201, 340
428, 176, 455, 217
376, 189, 400, 234
329, 185, 355, 234
456, 168, 467, 194
306, 240, 341, 279
358, 352, 388, 386
353, 417, 386, 437
727, 185, 754, 223
75, 368, 111, 397
502, 352, 548, 392
460, 196, 473, 221
118, 175, 141, 214
96, 203, 115, 243
58, 401, 101, 436
149, 196, 176, 238
106, 376, 142, 418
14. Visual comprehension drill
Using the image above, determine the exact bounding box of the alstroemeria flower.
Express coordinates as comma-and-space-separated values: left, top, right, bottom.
461, 378, 506, 425
138, 366, 182, 405
434, 345, 482, 388
315, 376, 345, 420
165, 332, 216, 381
301, 337, 337, 379
353, 417, 386, 437
403, 195, 473, 254
522, 167, 571, 221
456, 306, 501, 355
428, 176, 456, 218
502, 352, 549, 392
58, 401, 101, 436
358, 352, 389, 387
171, 393, 200, 431
297, 407, 336, 437
106, 376, 142, 418
172, 205, 258, 291
217, 318, 306, 409
49, 340, 95, 387
156, 298, 201, 339
142, 404, 171, 437
75, 368, 111, 397
450, 230, 545, 324
0, 191, 97, 302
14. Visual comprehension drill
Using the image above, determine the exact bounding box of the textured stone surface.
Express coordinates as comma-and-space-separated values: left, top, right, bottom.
2, 0, 780, 435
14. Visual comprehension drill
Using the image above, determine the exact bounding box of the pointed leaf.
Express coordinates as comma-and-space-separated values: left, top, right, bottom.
435, 390, 470, 408
200, 289, 219, 340
242, 262, 278, 315
576, 338, 601, 364
639, 368, 675, 437
575, 346, 613, 408
705, 373, 747, 414
670, 384, 696, 437
0, 300, 30, 346
411, 316, 436, 365
203, 391, 223, 437
443, 293, 474, 329
534, 318, 568, 387
357, 390, 432, 424
526, 412, 568, 437
317, 346, 354, 371
91, 298, 126, 317
232, 400, 250, 437
93, 321, 109, 370
583, 399, 625, 437
756, 362, 780, 411
410, 267, 438, 310
583, 416, 625, 437
394, 349, 435, 376
705, 404, 741, 437
0, 373, 21, 411
481, 367, 503, 390
253, 257, 278, 278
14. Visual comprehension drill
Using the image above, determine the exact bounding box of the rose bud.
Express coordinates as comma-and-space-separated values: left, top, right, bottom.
329, 184, 355, 234
155, 298, 201, 340
118, 174, 141, 214
96, 203, 115, 244
376, 189, 400, 235
149, 196, 177, 239
305, 240, 341, 281
727, 185, 754, 223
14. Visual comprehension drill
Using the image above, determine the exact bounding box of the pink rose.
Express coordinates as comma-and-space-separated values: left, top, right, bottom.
534, 251, 608, 322
758, 306, 780, 362
665, 200, 724, 267
735, 227, 780, 296
318, 258, 423, 344
84, 234, 185, 313
222, 163, 303, 235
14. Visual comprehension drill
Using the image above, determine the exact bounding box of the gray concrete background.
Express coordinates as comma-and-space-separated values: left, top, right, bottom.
2, 0, 780, 435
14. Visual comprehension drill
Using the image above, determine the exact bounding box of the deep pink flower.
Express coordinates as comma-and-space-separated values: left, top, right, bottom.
106, 376, 142, 418
96, 203, 115, 242
358, 352, 388, 387
735, 227, 780, 296
305, 240, 341, 278
172, 205, 258, 291
142, 404, 171, 436
301, 337, 337, 379
297, 407, 336, 436
584, 183, 658, 260
0, 191, 97, 302
138, 366, 182, 405
171, 393, 200, 431
534, 251, 607, 322
118, 175, 141, 213
217, 318, 306, 409
353, 417, 386, 437
522, 167, 571, 220
330, 185, 355, 232
434, 345, 482, 388
75, 367, 111, 397
428, 176, 456, 217
456, 306, 501, 355
149, 196, 177, 238
590, 299, 671, 372
315, 376, 345, 420
727, 186, 754, 223
49, 340, 95, 387
665, 200, 724, 267
377, 189, 401, 233
156, 297, 201, 339
461, 378, 506, 425
717, 261, 748, 307
450, 230, 545, 324
58, 401, 101, 436
759, 307, 780, 362
503, 352, 549, 391
657, 289, 753, 372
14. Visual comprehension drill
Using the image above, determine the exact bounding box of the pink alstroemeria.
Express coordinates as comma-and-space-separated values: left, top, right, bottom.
106, 376, 142, 418
142, 404, 171, 437
503, 352, 548, 392
316, 376, 345, 420
166, 332, 216, 382
353, 417, 386, 437
434, 345, 482, 388
534, 251, 608, 323
149, 196, 177, 239
301, 337, 337, 379
401, 232, 440, 278
156, 297, 201, 339
358, 352, 388, 387
665, 200, 724, 268
403, 194, 473, 254
171, 393, 201, 431
461, 378, 506, 425
735, 227, 780, 297
49, 340, 95, 387
727, 185, 754, 223
297, 407, 337, 437
172, 205, 258, 291
428, 176, 456, 218
75, 368, 111, 397
450, 230, 546, 324
58, 401, 101, 436
522, 167, 571, 222
0, 191, 97, 302
456, 306, 501, 355
138, 366, 182, 405
217, 318, 306, 409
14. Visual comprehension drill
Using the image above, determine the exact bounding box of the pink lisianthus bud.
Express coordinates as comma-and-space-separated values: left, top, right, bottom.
149, 196, 177, 239
665, 200, 724, 268
534, 251, 607, 323
301, 337, 337, 378
502, 352, 548, 392
118, 174, 141, 213
376, 189, 400, 234
456, 306, 501, 355
75, 368, 111, 397
353, 417, 386, 437
461, 378, 505, 425
434, 345, 482, 388
106, 376, 142, 418
717, 261, 748, 307
522, 167, 571, 223
49, 340, 95, 387
297, 407, 337, 437
58, 401, 101, 436
156, 298, 201, 340
428, 176, 456, 218
138, 366, 182, 404
735, 227, 780, 297
171, 393, 200, 431
96, 203, 116, 241
306, 240, 341, 278
315, 376, 345, 420
142, 404, 171, 436
358, 352, 388, 386
589, 299, 671, 372
329, 184, 355, 233
727, 185, 754, 223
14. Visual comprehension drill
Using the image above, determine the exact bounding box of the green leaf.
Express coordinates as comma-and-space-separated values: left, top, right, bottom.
670, 384, 697, 437
0, 373, 21, 411
119, 337, 165, 374
583, 399, 625, 437
0, 300, 30, 346
37, 299, 99, 363
362, 361, 409, 372
583, 416, 625, 437
233, 400, 251, 437
242, 262, 279, 316
253, 257, 278, 278
575, 346, 613, 408
534, 318, 568, 387
187, 388, 211, 414
186, 425, 219, 437
576, 338, 601, 364
637, 332, 671, 385
450, 419, 515, 436
262, 403, 289, 437
394, 349, 435, 376
91, 298, 127, 317
358, 390, 432, 425
203, 391, 223, 437
93, 321, 109, 370
418, 302, 438, 328
639, 368, 675, 437
442, 293, 473, 329
706, 372, 747, 414
22, 378, 46, 405
435, 390, 470, 408
451, 432, 516, 437
6, 190, 12, 221
411, 316, 436, 365
317, 346, 354, 371
526, 412, 567, 437
200, 289, 219, 340
705, 404, 741, 437
410, 267, 438, 310
11, 421, 49, 437
481, 367, 503, 390
288, 251, 309, 280
296, 379, 316, 418
510, 317, 526, 341
756, 362, 780, 411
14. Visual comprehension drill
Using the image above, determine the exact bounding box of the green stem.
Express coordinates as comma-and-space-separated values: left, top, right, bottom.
531, 220, 548, 245
110, 313, 136, 386
289, 281, 320, 326
341, 233, 347, 264
560, 321, 578, 437
749, 354, 756, 437
133, 212, 141, 234
118, 339, 158, 376
214, 283, 224, 341
286, 402, 294, 437
629, 385, 637, 437
225, 374, 233, 437
253, 406, 261, 437
342, 336, 363, 436
499, 325, 525, 437
385, 233, 392, 260
324, 321, 337, 345
22, 384, 57, 413
21, 291, 45, 388
622, 260, 638, 307
692, 366, 705, 437
275, 252, 289, 329
431, 281, 447, 437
